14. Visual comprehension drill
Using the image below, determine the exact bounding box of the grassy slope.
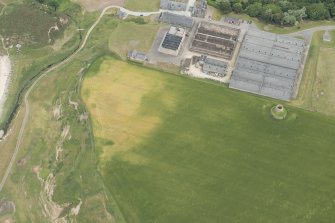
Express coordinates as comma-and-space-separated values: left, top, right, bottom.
83, 57, 335, 223
124, 0, 160, 11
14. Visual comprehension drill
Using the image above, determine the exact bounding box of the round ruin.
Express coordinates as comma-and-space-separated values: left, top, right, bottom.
271, 104, 287, 120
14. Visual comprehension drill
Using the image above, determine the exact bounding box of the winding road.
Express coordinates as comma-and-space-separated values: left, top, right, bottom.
288, 25, 335, 42
1, 5, 335, 192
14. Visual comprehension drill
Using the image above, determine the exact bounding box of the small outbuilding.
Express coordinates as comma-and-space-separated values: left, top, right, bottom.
323, 30, 332, 42
128, 50, 148, 62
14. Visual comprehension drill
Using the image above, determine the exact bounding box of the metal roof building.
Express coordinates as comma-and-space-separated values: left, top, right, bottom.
160, 0, 188, 11
229, 29, 306, 101
158, 27, 186, 56
128, 50, 147, 62
323, 30, 331, 42
159, 12, 194, 28
203, 57, 228, 75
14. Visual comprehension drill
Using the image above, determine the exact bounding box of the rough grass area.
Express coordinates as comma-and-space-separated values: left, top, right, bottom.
291, 30, 335, 117
0, 2, 80, 128
108, 21, 160, 57
124, 0, 160, 12
83, 57, 335, 223
0, 14, 127, 223
0, 4, 67, 45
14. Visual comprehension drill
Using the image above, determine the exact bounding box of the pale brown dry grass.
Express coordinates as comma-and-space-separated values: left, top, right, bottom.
82, 59, 176, 164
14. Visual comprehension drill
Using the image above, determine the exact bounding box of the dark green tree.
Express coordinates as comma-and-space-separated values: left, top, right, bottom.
216, 0, 233, 13
232, 2, 243, 13
246, 2, 262, 17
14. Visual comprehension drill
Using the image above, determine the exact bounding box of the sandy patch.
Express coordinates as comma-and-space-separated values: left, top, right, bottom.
0, 55, 11, 118
73, 0, 125, 12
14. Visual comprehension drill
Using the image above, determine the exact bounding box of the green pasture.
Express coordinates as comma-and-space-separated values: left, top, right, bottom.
83, 57, 335, 223
292, 30, 335, 117
108, 21, 160, 58
125, 0, 160, 12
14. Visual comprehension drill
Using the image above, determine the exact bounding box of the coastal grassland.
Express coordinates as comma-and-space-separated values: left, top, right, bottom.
0, 9, 126, 223
108, 21, 160, 57
291, 30, 335, 117
83, 57, 335, 223
0, 1, 81, 128
124, 0, 160, 12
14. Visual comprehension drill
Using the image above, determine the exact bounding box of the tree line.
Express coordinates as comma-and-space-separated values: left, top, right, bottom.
213, 0, 335, 25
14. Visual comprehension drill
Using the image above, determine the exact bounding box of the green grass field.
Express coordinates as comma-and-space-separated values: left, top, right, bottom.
108, 21, 160, 57
82, 57, 335, 223
125, 0, 160, 12
292, 30, 335, 117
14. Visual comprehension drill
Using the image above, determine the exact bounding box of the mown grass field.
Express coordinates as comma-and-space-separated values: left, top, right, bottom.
124, 0, 160, 12
314, 47, 335, 115
108, 21, 160, 58
291, 30, 335, 117
82, 57, 335, 223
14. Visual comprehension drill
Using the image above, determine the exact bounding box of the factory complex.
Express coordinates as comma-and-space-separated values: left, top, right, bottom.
127, 0, 307, 101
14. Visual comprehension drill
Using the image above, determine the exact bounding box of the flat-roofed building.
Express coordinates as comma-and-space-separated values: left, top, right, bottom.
202, 57, 228, 77
159, 12, 194, 28
158, 26, 186, 56
128, 50, 147, 62
323, 30, 331, 42
190, 22, 240, 59
160, 0, 188, 11
229, 29, 306, 101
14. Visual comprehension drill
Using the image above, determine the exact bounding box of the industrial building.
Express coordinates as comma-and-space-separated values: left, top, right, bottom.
158, 26, 186, 56
202, 56, 228, 77
229, 29, 306, 101
160, 0, 188, 11
190, 22, 240, 59
192, 0, 207, 18
159, 12, 194, 28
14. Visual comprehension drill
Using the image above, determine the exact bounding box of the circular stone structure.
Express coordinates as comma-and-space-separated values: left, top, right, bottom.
271, 104, 287, 120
